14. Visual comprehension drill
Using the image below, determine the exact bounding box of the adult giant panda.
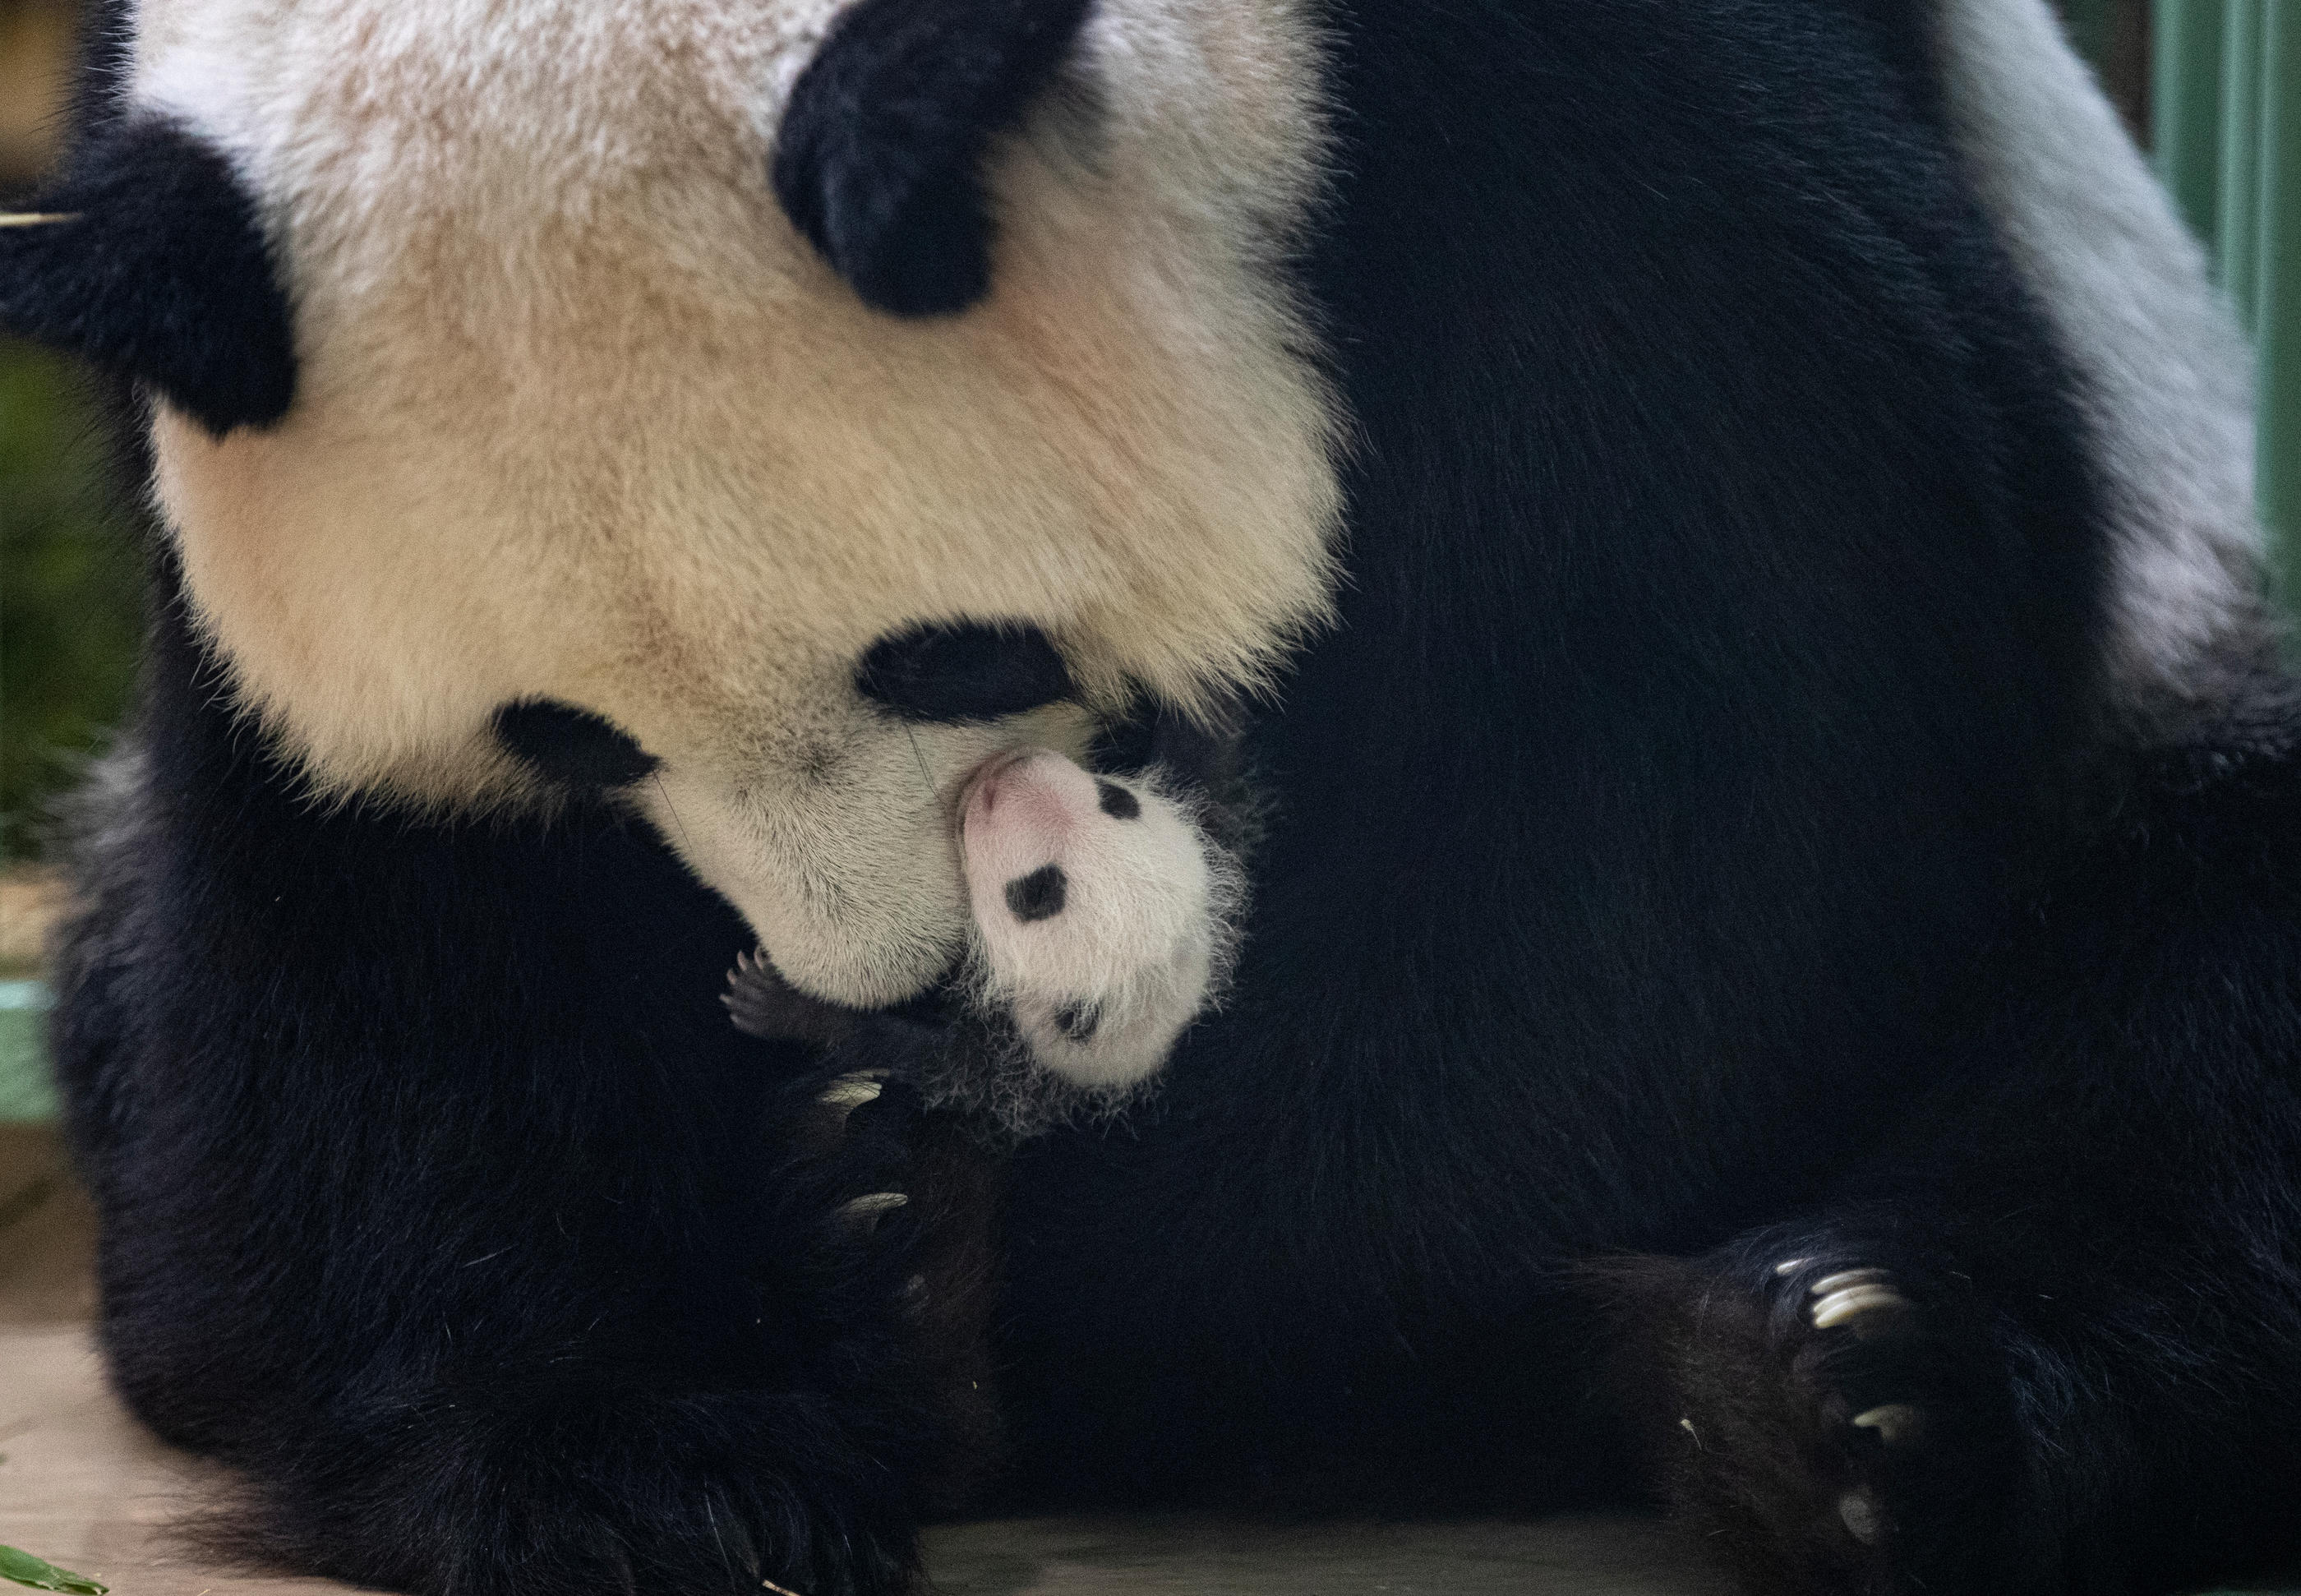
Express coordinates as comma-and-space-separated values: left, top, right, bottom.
7, 0, 2299, 1593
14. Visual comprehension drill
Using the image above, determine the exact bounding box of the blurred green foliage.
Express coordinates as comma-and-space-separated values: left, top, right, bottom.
1, 338, 141, 862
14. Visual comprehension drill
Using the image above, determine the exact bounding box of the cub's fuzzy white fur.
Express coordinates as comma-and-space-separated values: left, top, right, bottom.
959, 753, 1243, 1093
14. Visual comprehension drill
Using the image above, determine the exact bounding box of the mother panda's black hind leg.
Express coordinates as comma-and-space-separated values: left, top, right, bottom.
45, 607, 980, 1596
1600, 715, 2301, 1595
1598, 1223, 2034, 1593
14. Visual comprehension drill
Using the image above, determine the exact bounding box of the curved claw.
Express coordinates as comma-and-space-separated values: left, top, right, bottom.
818, 1071, 890, 1112
1811, 1282, 1910, 1331
1851, 1403, 1925, 1446
835, 1191, 911, 1238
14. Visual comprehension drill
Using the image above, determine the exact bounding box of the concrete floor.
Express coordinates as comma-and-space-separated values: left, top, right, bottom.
0, 1123, 1728, 1595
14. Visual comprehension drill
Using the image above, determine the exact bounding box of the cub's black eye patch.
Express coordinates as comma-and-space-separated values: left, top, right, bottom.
1095, 779, 1141, 821
492, 701, 659, 791
857, 621, 1073, 722
1089, 696, 1247, 791
1005, 864, 1067, 922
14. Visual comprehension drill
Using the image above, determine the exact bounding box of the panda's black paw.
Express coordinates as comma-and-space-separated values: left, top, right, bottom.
814, 1072, 925, 1248
1595, 1233, 2033, 1596
726, 946, 876, 1050
210, 1377, 934, 1596
722, 949, 944, 1261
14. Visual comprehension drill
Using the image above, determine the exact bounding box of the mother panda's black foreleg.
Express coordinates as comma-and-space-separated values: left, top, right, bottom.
1602, 711, 2301, 1596
46, 599, 958, 1596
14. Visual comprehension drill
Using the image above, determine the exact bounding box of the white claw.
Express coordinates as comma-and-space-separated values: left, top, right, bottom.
1809, 1268, 1893, 1298
818, 1071, 889, 1112
1838, 1489, 1883, 1545
836, 1192, 909, 1234
1851, 1403, 1925, 1446
1811, 1283, 1909, 1331
1773, 1257, 1811, 1276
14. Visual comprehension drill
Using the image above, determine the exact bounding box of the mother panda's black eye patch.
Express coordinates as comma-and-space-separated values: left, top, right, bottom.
492, 700, 660, 791
856, 621, 1074, 722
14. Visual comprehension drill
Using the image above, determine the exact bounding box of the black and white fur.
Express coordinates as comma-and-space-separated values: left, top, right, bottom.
14, 0, 2301, 1593
729, 743, 1242, 1131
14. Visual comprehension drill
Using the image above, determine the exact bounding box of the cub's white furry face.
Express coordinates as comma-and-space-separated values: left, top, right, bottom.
958, 750, 1238, 1090
126, 0, 1341, 1006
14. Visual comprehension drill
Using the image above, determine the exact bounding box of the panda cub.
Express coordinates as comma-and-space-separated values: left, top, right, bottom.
958, 750, 1239, 1090
729, 746, 1238, 1129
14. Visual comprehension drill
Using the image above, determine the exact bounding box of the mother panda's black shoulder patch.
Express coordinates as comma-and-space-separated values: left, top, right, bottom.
771, 0, 1095, 316
0, 118, 295, 436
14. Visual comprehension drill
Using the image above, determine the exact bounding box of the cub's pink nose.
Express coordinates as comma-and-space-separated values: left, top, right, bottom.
962, 750, 1095, 875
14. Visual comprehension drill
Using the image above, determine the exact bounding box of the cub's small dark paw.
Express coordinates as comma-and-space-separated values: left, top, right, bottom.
726, 946, 870, 1049
1595, 1238, 2031, 1596
726, 943, 938, 1185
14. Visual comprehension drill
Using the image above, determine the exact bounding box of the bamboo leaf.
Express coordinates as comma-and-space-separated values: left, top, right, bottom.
0, 1546, 107, 1594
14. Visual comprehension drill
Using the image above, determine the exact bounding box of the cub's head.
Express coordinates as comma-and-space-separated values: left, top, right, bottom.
1, 0, 1342, 1006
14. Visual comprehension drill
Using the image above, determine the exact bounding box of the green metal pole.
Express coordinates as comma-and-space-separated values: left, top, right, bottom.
2218, 0, 2265, 330
2257, 1, 2300, 607
2059, 0, 2115, 68
2154, 0, 2229, 248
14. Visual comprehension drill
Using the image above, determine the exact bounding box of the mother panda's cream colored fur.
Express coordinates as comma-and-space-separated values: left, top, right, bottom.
135, 0, 1338, 1008
13, 2, 2301, 1594
1935, 0, 2266, 704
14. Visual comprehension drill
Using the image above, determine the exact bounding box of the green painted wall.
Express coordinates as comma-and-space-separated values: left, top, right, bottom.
2154, 0, 2301, 613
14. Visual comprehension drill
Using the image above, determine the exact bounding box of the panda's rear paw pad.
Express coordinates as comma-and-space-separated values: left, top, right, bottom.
1771, 1261, 1943, 1544
1627, 1248, 2018, 1594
